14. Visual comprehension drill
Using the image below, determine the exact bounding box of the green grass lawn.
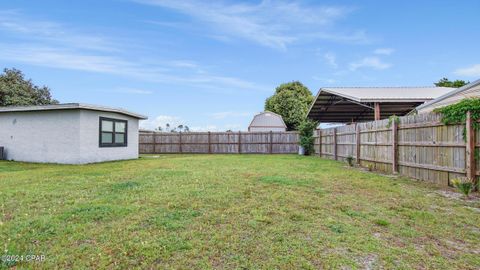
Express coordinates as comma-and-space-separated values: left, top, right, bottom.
1, 155, 480, 269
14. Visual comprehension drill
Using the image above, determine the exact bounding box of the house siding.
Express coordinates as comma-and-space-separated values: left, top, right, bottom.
418, 83, 480, 113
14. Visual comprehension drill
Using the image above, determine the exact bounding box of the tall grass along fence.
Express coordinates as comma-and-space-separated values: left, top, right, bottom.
314, 112, 478, 187
139, 131, 299, 154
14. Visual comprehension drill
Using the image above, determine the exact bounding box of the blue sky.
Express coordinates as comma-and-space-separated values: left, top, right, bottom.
1, 0, 479, 130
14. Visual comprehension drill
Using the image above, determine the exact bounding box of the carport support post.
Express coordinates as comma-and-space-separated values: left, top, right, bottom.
333, 128, 337, 160
374, 102, 381, 121
391, 119, 398, 174
466, 111, 477, 188
355, 125, 361, 165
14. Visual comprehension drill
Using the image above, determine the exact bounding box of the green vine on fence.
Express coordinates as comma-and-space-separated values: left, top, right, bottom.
386, 115, 400, 128
434, 98, 480, 141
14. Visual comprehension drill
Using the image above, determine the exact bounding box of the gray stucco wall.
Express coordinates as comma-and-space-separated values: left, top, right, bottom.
0, 109, 140, 164
78, 110, 139, 164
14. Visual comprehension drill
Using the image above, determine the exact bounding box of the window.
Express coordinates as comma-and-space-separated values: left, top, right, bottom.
99, 117, 128, 147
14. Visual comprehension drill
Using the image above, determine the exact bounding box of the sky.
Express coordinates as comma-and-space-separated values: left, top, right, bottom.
1, 0, 479, 131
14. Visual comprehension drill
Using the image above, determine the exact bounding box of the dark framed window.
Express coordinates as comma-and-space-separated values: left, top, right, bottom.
99, 117, 128, 147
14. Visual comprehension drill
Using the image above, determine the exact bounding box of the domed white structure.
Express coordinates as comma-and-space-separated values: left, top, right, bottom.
248, 111, 287, 132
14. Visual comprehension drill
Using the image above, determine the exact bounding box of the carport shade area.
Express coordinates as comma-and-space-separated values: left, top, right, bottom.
306, 87, 455, 123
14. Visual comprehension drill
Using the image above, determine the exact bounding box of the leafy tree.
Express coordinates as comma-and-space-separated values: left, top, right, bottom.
434, 78, 469, 88
265, 81, 314, 130
297, 119, 318, 155
0, 68, 58, 106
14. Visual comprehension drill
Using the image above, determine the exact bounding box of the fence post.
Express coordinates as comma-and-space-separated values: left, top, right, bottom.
356, 125, 361, 164
392, 120, 398, 174
318, 129, 322, 157
152, 132, 156, 154
466, 111, 476, 186
333, 128, 337, 160
179, 132, 182, 153
270, 131, 273, 154
208, 132, 211, 154
238, 131, 241, 154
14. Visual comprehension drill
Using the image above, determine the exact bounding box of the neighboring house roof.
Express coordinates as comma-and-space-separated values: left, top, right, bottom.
0, 103, 148, 119
307, 86, 455, 123
248, 111, 287, 128
416, 79, 480, 111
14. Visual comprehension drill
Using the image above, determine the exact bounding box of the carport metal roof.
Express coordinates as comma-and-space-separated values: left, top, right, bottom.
307, 87, 454, 123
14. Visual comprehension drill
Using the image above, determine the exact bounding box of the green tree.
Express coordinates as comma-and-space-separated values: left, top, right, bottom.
265, 81, 314, 130
297, 119, 318, 155
0, 68, 58, 106
434, 78, 469, 88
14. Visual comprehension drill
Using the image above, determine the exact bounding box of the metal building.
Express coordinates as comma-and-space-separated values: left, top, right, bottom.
248, 111, 287, 132
307, 86, 454, 123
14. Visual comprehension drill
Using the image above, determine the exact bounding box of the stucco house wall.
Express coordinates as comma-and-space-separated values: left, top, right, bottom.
78, 110, 139, 163
0, 110, 81, 164
0, 104, 146, 164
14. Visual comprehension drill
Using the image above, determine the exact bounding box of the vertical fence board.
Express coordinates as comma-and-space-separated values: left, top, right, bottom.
140, 131, 299, 154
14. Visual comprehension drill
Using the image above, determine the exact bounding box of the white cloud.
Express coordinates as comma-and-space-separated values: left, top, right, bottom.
349, 57, 391, 71
373, 48, 394, 55
0, 11, 265, 93
323, 52, 338, 68
208, 111, 252, 119
140, 115, 183, 130
0, 10, 117, 52
135, 0, 364, 50
454, 64, 480, 77
189, 125, 219, 132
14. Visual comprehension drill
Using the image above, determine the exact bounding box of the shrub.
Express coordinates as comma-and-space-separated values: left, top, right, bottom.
386, 115, 400, 128
451, 178, 476, 198
346, 156, 354, 167
297, 119, 318, 155
367, 164, 374, 171
434, 98, 480, 141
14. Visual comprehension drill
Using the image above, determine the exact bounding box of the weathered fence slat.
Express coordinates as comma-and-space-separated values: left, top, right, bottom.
140, 131, 299, 154
466, 111, 476, 185
313, 111, 474, 187
392, 119, 398, 173
333, 128, 337, 160
356, 125, 361, 164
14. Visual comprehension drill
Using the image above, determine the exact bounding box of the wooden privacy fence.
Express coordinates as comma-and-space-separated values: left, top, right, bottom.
139, 131, 299, 154
314, 112, 479, 186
